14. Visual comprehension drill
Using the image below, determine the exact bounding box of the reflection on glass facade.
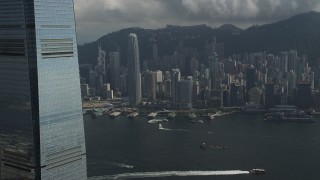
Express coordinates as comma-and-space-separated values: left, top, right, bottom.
0, 0, 87, 179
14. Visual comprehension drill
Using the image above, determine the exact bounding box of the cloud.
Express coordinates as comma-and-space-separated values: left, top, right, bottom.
74, 0, 320, 44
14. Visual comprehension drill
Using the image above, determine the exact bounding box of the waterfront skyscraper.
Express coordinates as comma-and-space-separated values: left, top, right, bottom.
171, 69, 181, 109
95, 43, 106, 96
128, 33, 141, 105
109, 52, 120, 91
144, 70, 157, 101
0, 0, 87, 179
208, 45, 220, 90
178, 79, 193, 109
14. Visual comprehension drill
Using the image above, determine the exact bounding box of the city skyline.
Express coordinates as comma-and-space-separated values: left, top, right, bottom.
2, 0, 320, 180
80, 31, 318, 110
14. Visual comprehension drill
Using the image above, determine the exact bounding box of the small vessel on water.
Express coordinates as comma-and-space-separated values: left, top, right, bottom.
249, 169, 266, 175
90, 109, 104, 118
311, 110, 320, 116
127, 112, 139, 119
264, 111, 314, 123
147, 112, 157, 119
187, 113, 196, 120
199, 142, 227, 150
109, 111, 121, 118
200, 142, 207, 149
191, 120, 203, 123
167, 112, 176, 120
241, 103, 268, 114
208, 113, 215, 120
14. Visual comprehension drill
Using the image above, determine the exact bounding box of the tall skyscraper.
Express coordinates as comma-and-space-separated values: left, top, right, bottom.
128, 33, 141, 105
287, 50, 298, 72
0, 0, 87, 179
144, 70, 157, 101
171, 69, 181, 109
109, 52, 120, 91
95, 43, 106, 96
280, 52, 288, 73
209, 47, 220, 90
178, 79, 193, 109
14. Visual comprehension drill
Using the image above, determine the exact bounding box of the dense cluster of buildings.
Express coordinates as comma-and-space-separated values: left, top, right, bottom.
81, 35, 317, 110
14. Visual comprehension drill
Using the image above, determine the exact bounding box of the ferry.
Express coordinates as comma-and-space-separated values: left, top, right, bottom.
249, 169, 266, 175
109, 111, 121, 118
240, 103, 268, 114
264, 111, 314, 123
127, 112, 139, 119
147, 112, 157, 119
311, 110, 320, 116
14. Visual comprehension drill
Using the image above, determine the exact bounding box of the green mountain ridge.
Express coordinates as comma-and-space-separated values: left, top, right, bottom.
78, 11, 320, 67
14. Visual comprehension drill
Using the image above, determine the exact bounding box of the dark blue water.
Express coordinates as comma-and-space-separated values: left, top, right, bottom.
84, 113, 320, 180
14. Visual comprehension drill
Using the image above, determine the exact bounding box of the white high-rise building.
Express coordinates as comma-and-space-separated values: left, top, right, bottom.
128, 34, 142, 105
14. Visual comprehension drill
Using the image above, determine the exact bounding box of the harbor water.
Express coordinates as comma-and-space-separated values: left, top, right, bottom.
85, 113, 320, 180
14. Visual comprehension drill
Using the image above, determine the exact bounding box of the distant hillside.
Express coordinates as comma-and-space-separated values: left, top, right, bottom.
217, 24, 243, 34
227, 11, 320, 60
78, 11, 320, 67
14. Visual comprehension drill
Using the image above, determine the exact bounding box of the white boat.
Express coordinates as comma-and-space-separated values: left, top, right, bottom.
109, 111, 121, 118
148, 119, 168, 124
191, 119, 204, 123
249, 169, 266, 175
127, 112, 139, 119
147, 112, 157, 119
208, 113, 215, 120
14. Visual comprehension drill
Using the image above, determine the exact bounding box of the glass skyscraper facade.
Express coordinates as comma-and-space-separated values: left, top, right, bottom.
128, 33, 141, 106
0, 0, 87, 179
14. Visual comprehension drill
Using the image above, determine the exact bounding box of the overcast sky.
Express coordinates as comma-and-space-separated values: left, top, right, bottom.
74, 0, 320, 44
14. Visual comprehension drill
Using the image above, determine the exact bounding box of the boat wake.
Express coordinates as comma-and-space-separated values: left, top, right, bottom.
158, 124, 188, 132
148, 119, 169, 124
89, 170, 250, 180
108, 162, 134, 169
88, 161, 134, 169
